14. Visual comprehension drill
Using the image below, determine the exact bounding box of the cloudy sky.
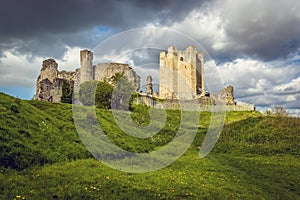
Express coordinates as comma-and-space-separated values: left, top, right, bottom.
0, 0, 299, 116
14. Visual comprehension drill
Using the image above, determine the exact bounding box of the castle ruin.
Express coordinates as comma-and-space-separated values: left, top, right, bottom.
35, 46, 254, 111
36, 50, 140, 102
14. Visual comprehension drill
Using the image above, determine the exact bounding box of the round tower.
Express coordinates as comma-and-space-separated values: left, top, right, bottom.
80, 49, 93, 84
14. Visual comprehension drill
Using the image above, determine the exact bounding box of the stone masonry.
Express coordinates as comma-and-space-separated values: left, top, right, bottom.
36, 50, 140, 102
35, 46, 254, 110
159, 46, 204, 100
146, 75, 153, 95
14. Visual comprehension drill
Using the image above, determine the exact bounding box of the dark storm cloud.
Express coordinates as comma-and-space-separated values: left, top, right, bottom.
129, 49, 160, 68
218, 0, 300, 61
167, 0, 300, 62
0, 0, 206, 58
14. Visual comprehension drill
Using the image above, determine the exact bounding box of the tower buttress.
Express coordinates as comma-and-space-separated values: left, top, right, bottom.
80, 49, 93, 84
159, 51, 167, 99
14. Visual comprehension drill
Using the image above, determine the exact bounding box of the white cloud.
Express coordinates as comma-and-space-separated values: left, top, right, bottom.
215, 57, 300, 112
0, 50, 43, 87
272, 77, 300, 94
59, 46, 82, 70
167, 0, 300, 60
0, 0, 299, 115
0, 46, 82, 88
170, 8, 228, 52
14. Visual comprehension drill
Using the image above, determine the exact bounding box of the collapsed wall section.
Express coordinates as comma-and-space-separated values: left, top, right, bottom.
94, 63, 140, 91
36, 49, 141, 103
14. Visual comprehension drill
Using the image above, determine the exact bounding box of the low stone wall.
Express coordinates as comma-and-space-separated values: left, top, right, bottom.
225, 104, 255, 111
135, 96, 255, 112
135, 95, 155, 107
197, 104, 255, 112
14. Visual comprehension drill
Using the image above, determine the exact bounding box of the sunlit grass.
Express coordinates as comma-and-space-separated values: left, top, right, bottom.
0, 93, 299, 199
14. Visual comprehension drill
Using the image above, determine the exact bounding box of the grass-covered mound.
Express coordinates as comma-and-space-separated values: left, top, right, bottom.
0, 93, 91, 170
0, 93, 299, 199
214, 116, 300, 155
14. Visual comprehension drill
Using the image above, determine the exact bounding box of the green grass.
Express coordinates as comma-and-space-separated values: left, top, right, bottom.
0, 92, 299, 199
0, 93, 91, 170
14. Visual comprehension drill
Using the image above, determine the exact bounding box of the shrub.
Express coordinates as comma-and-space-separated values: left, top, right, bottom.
265, 106, 289, 117
9, 104, 19, 114
79, 81, 98, 106
61, 81, 73, 104
95, 81, 113, 109
111, 75, 135, 110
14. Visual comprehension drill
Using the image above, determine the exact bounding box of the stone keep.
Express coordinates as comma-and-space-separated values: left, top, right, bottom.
159, 46, 204, 100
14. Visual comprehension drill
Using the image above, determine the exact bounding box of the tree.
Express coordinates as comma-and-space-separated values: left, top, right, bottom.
265, 106, 289, 117
265, 109, 272, 115
61, 81, 73, 104
272, 106, 289, 117
111, 75, 136, 110
110, 72, 124, 85
95, 81, 113, 109
79, 80, 114, 109
79, 74, 136, 110
79, 81, 98, 106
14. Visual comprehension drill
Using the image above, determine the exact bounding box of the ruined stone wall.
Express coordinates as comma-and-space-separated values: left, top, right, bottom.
94, 63, 107, 80
135, 94, 155, 107
39, 59, 58, 81
94, 63, 141, 91
36, 54, 81, 102
36, 59, 77, 102
196, 105, 255, 112
217, 85, 235, 105
151, 101, 255, 111
36, 49, 141, 103
50, 78, 74, 102
36, 59, 58, 97
57, 70, 78, 81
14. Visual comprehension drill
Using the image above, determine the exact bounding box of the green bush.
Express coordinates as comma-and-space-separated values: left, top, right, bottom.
95, 81, 113, 109
61, 81, 73, 104
111, 75, 136, 110
9, 104, 19, 114
79, 81, 98, 106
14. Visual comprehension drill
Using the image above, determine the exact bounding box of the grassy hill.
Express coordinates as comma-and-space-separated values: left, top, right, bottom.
0, 93, 91, 170
0, 92, 299, 199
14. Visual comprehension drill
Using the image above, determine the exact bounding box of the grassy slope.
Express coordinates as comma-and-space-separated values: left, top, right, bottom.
0, 93, 299, 199
0, 93, 91, 170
